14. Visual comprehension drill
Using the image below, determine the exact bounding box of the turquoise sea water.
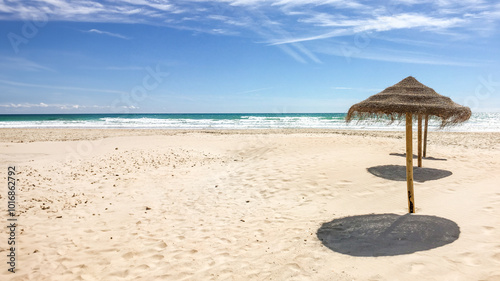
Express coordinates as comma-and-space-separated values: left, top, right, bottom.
0, 113, 498, 132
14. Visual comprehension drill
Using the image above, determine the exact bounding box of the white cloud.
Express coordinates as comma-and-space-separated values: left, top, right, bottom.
86, 29, 130, 39
0, 79, 127, 94
217, 0, 365, 9
118, 0, 176, 12
0, 57, 53, 72
233, 87, 274, 95
104, 66, 145, 71
367, 14, 462, 31
287, 13, 464, 42
206, 14, 250, 27
0, 0, 496, 32
268, 29, 349, 45
0, 1, 495, 44
1, 0, 499, 65
316, 43, 486, 67
0, 103, 137, 110
332, 87, 384, 92
0, 102, 52, 108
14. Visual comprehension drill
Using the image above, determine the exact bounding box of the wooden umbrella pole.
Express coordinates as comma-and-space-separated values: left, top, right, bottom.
406, 113, 415, 213
418, 114, 422, 167
423, 115, 428, 158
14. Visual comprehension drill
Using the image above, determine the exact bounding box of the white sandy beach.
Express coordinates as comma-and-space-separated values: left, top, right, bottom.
1, 129, 500, 280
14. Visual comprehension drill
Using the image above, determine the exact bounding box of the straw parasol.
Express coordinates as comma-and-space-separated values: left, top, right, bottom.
346, 76, 471, 213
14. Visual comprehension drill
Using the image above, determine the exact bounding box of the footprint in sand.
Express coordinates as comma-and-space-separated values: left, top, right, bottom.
491, 193, 500, 205
217, 237, 231, 244
155, 241, 168, 249
408, 263, 425, 274
336, 180, 352, 188
285, 263, 302, 272
485, 275, 500, 281
122, 252, 135, 260
150, 254, 164, 260
136, 264, 150, 270
483, 226, 495, 235
254, 229, 265, 237
110, 269, 129, 278
483, 206, 494, 213
445, 187, 456, 193
492, 252, 500, 263
458, 252, 482, 267
356, 190, 375, 197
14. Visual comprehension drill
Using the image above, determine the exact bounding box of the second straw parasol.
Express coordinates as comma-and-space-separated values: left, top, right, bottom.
346, 76, 471, 213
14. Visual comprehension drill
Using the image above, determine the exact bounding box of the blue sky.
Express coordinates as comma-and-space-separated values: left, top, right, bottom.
0, 0, 499, 113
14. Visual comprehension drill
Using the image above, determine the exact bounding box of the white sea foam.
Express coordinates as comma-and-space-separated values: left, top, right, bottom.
0, 113, 498, 131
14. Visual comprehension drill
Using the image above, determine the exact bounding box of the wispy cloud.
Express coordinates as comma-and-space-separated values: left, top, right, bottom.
219, 0, 366, 9
1, 0, 499, 65
0, 57, 53, 72
316, 44, 487, 67
270, 13, 465, 45
0, 103, 50, 108
375, 36, 447, 48
1, 1, 497, 35
86, 29, 130, 39
0, 79, 127, 95
0, 103, 137, 110
105, 66, 145, 71
332, 86, 383, 92
233, 87, 274, 95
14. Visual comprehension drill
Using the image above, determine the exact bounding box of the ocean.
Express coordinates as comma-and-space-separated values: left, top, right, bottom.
0, 113, 499, 132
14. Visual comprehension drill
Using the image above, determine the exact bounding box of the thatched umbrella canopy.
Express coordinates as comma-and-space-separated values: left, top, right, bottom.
346, 76, 471, 125
346, 76, 471, 213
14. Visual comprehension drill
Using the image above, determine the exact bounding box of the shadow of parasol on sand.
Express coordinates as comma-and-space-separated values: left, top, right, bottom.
317, 213, 460, 257
367, 165, 452, 182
